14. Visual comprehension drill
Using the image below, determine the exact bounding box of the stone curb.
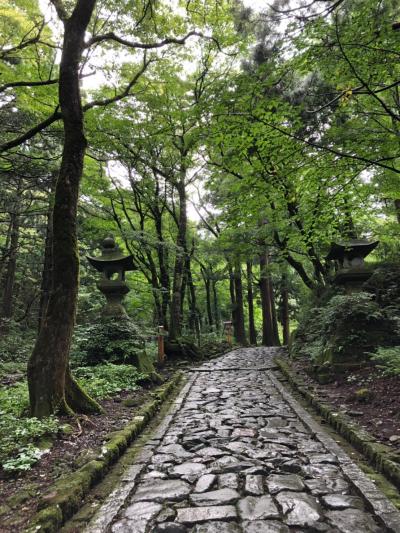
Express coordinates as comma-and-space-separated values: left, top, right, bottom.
274, 358, 400, 495
84, 372, 198, 533
268, 369, 400, 532
26, 371, 185, 533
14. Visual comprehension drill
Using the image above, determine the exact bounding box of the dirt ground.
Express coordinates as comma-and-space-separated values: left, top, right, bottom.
0, 367, 177, 532
290, 357, 400, 446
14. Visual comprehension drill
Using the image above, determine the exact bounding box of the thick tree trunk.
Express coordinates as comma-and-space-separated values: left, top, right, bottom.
246, 261, 257, 345
259, 250, 275, 346
233, 259, 247, 345
27, 0, 100, 418
169, 178, 187, 340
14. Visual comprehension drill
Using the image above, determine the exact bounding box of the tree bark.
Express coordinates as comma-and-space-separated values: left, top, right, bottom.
27, 0, 101, 418
281, 274, 290, 345
269, 276, 281, 346
38, 175, 57, 331
169, 177, 187, 340
1, 209, 20, 325
246, 260, 257, 345
259, 250, 275, 346
212, 280, 220, 332
233, 258, 247, 345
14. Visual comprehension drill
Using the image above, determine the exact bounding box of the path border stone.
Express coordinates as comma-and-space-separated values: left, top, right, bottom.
26, 371, 185, 533
83, 373, 198, 533
275, 356, 400, 492
269, 371, 400, 532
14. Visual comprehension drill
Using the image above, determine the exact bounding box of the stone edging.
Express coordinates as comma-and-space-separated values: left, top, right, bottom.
26, 371, 185, 533
84, 372, 198, 532
274, 357, 400, 492
268, 370, 400, 532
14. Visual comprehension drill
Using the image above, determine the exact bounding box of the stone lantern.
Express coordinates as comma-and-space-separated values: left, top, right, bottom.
326, 239, 379, 291
87, 236, 136, 317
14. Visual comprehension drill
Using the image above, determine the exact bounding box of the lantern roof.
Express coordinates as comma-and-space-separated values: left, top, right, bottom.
326, 239, 379, 261
87, 236, 135, 272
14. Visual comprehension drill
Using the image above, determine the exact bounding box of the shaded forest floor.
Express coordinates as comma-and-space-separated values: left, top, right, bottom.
0, 363, 183, 532
290, 357, 400, 447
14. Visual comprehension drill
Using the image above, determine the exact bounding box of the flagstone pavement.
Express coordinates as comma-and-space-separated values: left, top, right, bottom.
85, 347, 400, 533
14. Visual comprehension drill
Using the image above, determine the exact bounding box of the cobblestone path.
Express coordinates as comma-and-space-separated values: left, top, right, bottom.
86, 348, 400, 533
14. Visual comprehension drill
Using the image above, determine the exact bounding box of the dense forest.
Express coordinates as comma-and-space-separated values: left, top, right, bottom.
0, 0, 400, 525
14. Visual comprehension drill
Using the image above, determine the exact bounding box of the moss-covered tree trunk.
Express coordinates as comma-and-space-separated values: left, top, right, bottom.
27, 0, 100, 418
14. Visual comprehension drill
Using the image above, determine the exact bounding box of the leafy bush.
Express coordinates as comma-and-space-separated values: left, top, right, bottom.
70, 319, 149, 366
73, 363, 146, 398
371, 346, 400, 377
292, 291, 400, 371
0, 382, 60, 472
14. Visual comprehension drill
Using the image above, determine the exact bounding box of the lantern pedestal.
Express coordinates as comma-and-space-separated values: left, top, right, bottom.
97, 279, 130, 318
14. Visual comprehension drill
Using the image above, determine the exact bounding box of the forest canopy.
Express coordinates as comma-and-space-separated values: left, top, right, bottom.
0, 0, 399, 418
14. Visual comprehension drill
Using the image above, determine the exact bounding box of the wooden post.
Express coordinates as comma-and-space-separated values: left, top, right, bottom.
223, 320, 233, 346
158, 325, 165, 365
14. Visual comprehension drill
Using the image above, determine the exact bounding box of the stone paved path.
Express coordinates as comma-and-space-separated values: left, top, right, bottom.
85, 348, 400, 533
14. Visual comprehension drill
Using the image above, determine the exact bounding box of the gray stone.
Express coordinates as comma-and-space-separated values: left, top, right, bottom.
309, 453, 339, 465
244, 475, 264, 495
276, 491, 323, 527
169, 462, 207, 480
197, 447, 226, 458
218, 473, 239, 489
326, 509, 381, 532
322, 494, 364, 510
242, 521, 290, 533
158, 444, 193, 459
176, 506, 237, 524
194, 474, 217, 493
190, 488, 240, 506
154, 523, 187, 533
192, 521, 242, 532
266, 474, 305, 494
133, 479, 191, 502
237, 496, 279, 520
116, 501, 162, 532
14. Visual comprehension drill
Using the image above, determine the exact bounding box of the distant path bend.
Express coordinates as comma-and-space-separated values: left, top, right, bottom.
85, 347, 400, 533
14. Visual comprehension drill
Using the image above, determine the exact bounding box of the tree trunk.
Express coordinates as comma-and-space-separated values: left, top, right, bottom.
38, 177, 56, 331
259, 250, 275, 346
233, 258, 247, 345
212, 280, 220, 332
187, 258, 200, 343
228, 262, 237, 336
246, 260, 257, 345
27, 0, 100, 418
169, 178, 187, 340
1, 209, 20, 325
281, 274, 290, 345
269, 276, 281, 346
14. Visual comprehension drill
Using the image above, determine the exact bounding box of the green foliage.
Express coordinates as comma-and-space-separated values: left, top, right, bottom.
73, 363, 146, 399
0, 382, 60, 472
371, 346, 400, 377
70, 319, 148, 366
292, 291, 400, 369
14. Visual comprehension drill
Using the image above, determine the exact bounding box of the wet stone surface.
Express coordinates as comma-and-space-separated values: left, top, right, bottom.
87, 348, 396, 532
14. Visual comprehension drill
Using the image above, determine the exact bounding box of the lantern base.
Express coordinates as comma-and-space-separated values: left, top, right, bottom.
97, 279, 129, 318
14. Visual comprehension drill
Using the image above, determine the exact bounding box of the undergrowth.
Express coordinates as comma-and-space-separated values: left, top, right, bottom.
0, 363, 146, 472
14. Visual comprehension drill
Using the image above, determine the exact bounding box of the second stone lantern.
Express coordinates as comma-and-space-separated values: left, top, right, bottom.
87, 236, 136, 317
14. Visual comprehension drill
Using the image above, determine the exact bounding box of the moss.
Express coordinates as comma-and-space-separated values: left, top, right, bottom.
27, 505, 63, 533
27, 371, 184, 532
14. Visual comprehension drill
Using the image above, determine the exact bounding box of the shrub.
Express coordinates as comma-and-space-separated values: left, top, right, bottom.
70, 318, 149, 366
291, 291, 400, 372
371, 346, 400, 377
73, 363, 147, 398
